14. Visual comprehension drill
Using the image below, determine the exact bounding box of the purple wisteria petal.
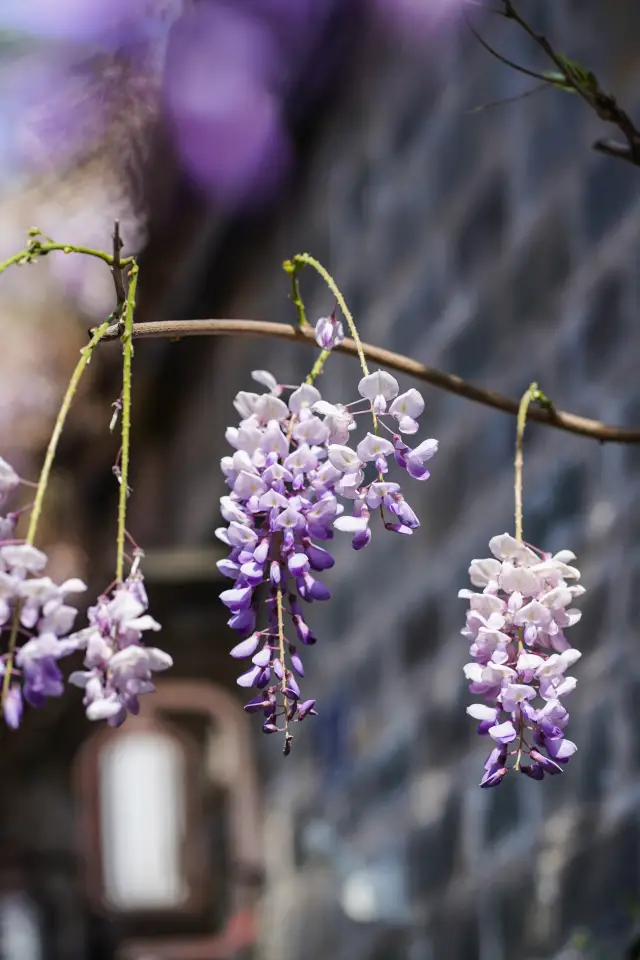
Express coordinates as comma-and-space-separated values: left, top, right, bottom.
230, 634, 261, 659
315, 313, 345, 350
3, 685, 23, 729
290, 648, 305, 677
297, 699, 317, 720
237, 665, 262, 688
529, 748, 563, 775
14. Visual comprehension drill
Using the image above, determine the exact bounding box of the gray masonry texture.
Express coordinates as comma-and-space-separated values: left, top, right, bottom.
155, 5, 640, 959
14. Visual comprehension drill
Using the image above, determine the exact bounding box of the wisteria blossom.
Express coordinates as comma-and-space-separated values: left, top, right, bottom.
218, 368, 438, 747
0, 454, 169, 730
315, 311, 345, 351
0, 457, 86, 727
461, 533, 584, 786
68, 563, 171, 727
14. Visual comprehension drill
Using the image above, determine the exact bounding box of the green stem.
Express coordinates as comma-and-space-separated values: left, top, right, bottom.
514, 382, 539, 542
115, 263, 139, 583
1, 319, 111, 710
0, 241, 134, 276
292, 253, 379, 437
283, 260, 308, 328
0, 251, 28, 274
27, 322, 111, 543
305, 349, 331, 385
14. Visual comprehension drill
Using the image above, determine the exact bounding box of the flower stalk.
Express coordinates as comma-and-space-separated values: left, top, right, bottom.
1, 321, 111, 711
115, 263, 138, 583
514, 381, 540, 543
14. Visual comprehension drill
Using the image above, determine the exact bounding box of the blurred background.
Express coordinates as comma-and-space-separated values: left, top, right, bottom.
2, 1, 640, 958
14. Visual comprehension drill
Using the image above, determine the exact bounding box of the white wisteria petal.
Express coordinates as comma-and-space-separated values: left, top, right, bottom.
251, 370, 280, 393
355, 433, 395, 462
389, 388, 424, 420
327, 444, 362, 474
334, 515, 369, 533
289, 384, 322, 414
357, 369, 399, 402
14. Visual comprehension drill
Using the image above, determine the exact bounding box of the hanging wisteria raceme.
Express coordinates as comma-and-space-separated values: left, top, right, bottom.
67, 559, 172, 726
0, 456, 87, 727
0, 454, 170, 729
218, 364, 438, 749
461, 533, 584, 787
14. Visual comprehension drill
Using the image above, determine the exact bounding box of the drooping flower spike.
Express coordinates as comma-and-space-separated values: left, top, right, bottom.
219, 369, 438, 747
67, 560, 171, 727
461, 533, 583, 786
0, 457, 88, 727
0, 454, 170, 730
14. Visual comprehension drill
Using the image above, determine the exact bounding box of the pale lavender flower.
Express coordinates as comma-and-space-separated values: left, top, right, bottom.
461, 534, 583, 787
389, 389, 424, 435
0, 458, 20, 504
219, 367, 438, 746
315, 312, 345, 350
68, 569, 170, 726
0, 460, 92, 721
3, 683, 23, 729
0, 459, 89, 726
358, 370, 399, 415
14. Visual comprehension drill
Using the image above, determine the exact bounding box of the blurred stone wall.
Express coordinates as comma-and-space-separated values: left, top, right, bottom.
152, 4, 640, 959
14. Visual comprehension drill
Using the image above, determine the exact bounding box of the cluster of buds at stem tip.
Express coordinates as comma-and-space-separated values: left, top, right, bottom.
218, 367, 438, 748
461, 534, 584, 787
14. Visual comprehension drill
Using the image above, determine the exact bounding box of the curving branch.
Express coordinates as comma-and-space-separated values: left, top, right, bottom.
98, 318, 640, 444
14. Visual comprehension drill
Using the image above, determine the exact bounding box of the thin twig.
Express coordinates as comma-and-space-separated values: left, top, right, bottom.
111, 220, 127, 308
501, 0, 640, 165
592, 138, 638, 166
467, 83, 550, 116
0, 241, 135, 275
97, 318, 640, 444
466, 15, 553, 85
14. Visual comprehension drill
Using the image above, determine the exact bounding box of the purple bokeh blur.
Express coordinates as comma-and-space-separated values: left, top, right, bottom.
374, 0, 471, 37
163, 4, 292, 208
0, 0, 165, 44
0, 0, 468, 210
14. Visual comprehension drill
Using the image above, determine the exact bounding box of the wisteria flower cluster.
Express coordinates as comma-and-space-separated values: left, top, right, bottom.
217, 367, 438, 747
0, 455, 169, 729
0, 457, 86, 727
461, 533, 584, 786
68, 565, 172, 727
